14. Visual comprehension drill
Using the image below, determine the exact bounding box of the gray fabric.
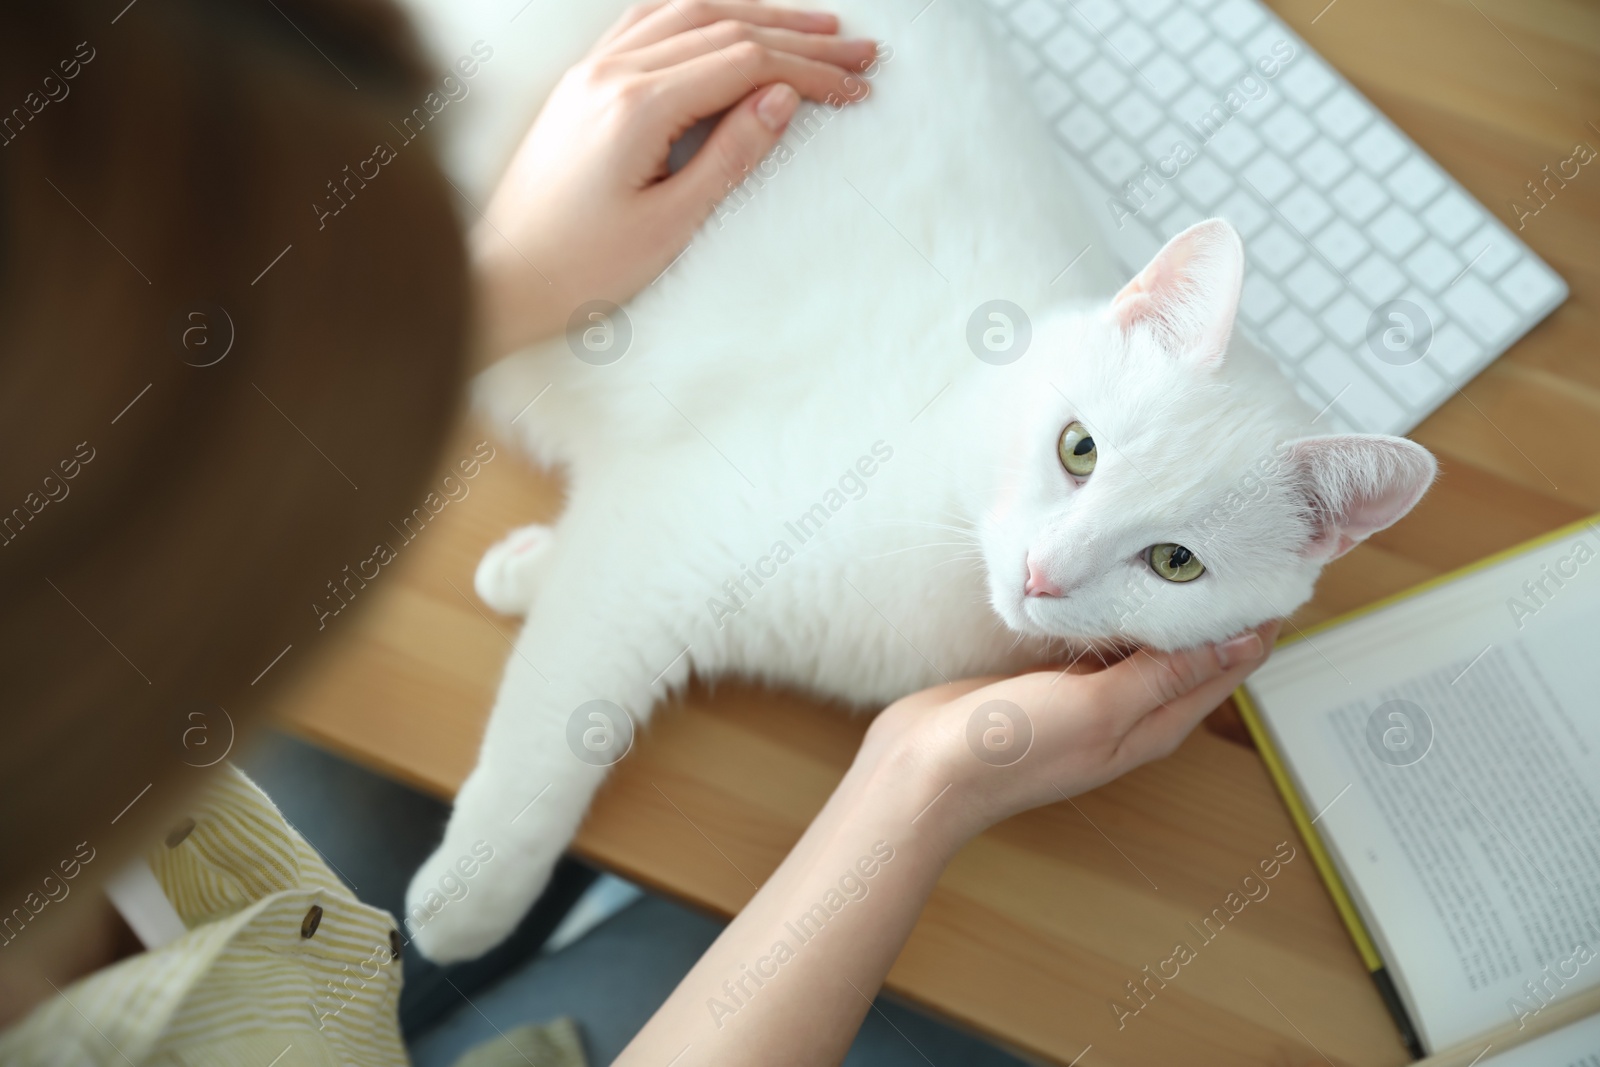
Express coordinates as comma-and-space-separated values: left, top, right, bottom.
410, 895, 1032, 1067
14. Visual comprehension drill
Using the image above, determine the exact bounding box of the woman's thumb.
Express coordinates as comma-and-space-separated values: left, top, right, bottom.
1094, 622, 1280, 722
674, 83, 798, 223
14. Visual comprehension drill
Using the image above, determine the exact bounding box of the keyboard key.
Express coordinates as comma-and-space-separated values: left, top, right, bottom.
1422, 189, 1483, 244
1320, 292, 1370, 345
1180, 157, 1234, 206
1161, 200, 1208, 239
1314, 89, 1371, 141
1441, 275, 1517, 345
1191, 39, 1247, 88
1110, 92, 1164, 139
1369, 204, 1426, 257
1107, 20, 1158, 66
1428, 322, 1483, 376
1042, 25, 1095, 74
1386, 156, 1446, 211
1242, 152, 1297, 200
1073, 0, 1124, 30
1497, 258, 1566, 313
1142, 52, 1192, 100
1143, 123, 1192, 161
1460, 224, 1518, 280
1267, 306, 1323, 360
1404, 239, 1464, 291
1368, 348, 1446, 409
1350, 122, 1408, 176
1302, 345, 1408, 432
1207, 121, 1263, 168
1240, 272, 1286, 324
1280, 186, 1333, 233
1057, 104, 1110, 153
1260, 107, 1317, 154
1297, 141, 1354, 190
1243, 26, 1287, 65
1174, 84, 1222, 124
1209, 0, 1266, 41
1091, 137, 1142, 185
1126, 172, 1183, 220
1216, 188, 1270, 236
1312, 218, 1370, 271
1009, 0, 1061, 40
1132, 0, 1179, 22
1287, 258, 1342, 310
1331, 170, 1388, 222
1157, 9, 1211, 54
1030, 71, 1075, 118
1251, 223, 1305, 273
1279, 60, 1338, 109
1076, 58, 1131, 106
1350, 254, 1407, 303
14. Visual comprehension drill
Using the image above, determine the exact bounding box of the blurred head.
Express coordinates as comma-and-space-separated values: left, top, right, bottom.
0, 0, 467, 923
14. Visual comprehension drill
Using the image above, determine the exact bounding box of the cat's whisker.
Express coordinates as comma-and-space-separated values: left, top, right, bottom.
859, 517, 978, 538
861, 542, 981, 560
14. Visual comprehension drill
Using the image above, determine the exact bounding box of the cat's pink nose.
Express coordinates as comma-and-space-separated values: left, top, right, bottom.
1024, 556, 1060, 598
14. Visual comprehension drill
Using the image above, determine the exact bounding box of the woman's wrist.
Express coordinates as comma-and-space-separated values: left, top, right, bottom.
849, 722, 993, 864
470, 231, 560, 366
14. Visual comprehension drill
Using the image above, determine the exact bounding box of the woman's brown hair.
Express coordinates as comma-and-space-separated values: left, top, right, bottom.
0, 0, 467, 915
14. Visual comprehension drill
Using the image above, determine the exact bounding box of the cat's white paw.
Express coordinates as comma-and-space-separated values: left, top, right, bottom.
403, 835, 560, 963
474, 524, 553, 616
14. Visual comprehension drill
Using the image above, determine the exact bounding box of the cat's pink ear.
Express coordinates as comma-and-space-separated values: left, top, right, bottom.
1110, 219, 1243, 365
1289, 435, 1437, 560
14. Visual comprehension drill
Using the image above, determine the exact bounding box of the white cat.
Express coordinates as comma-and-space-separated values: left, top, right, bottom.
405, 0, 1436, 962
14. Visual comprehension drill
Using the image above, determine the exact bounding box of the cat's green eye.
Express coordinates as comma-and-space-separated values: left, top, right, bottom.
1148, 543, 1205, 583
1058, 421, 1097, 477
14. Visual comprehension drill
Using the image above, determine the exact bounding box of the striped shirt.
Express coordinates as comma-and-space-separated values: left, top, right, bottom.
0, 767, 407, 1066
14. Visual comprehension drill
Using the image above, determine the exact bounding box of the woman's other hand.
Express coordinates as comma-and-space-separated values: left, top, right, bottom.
865, 622, 1283, 844
474, 1, 877, 359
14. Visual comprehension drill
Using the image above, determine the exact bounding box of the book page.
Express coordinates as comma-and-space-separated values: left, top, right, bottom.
1476, 1010, 1600, 1066
1244, 523, 1600, 1051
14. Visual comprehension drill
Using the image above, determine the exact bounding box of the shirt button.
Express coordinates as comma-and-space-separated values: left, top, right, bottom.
301, 905, 323, 939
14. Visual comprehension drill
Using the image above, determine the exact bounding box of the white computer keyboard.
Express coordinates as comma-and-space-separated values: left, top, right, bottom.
984, 0, 1567, 435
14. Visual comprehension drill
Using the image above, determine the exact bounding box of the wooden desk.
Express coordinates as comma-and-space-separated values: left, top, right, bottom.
273, 2, 1600, 1062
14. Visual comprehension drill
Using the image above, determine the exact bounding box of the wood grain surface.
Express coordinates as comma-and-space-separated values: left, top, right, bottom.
273, 1, 1600, 1062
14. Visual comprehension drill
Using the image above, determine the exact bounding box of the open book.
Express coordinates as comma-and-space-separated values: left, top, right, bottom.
1237, 514, 1600, 1060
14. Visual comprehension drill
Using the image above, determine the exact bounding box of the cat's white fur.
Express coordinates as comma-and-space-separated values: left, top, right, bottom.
406, 0, 1436, 962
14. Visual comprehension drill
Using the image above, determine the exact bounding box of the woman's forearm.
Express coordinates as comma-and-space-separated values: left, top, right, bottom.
614, 630, 1278, 1065
615, 744, 968, 1066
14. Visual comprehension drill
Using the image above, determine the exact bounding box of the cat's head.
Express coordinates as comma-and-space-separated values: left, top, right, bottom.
979, 219, 1436, 652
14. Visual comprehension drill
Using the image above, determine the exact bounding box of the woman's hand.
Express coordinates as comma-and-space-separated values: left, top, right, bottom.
864, 623, 1283, 845
473, 1, 878, 360
617, 625, 1281, 1064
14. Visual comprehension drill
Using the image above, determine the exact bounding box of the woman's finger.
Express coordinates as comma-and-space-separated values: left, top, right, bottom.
665, 82, 798, 221
1105, 621, 1281, 755
649, 42, 870, 127
589, 2, 671, 55
599, 1, 839, 56
620, 21, 875, 74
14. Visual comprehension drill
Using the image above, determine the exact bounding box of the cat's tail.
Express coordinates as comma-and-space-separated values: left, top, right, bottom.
474, 523, 553, 616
